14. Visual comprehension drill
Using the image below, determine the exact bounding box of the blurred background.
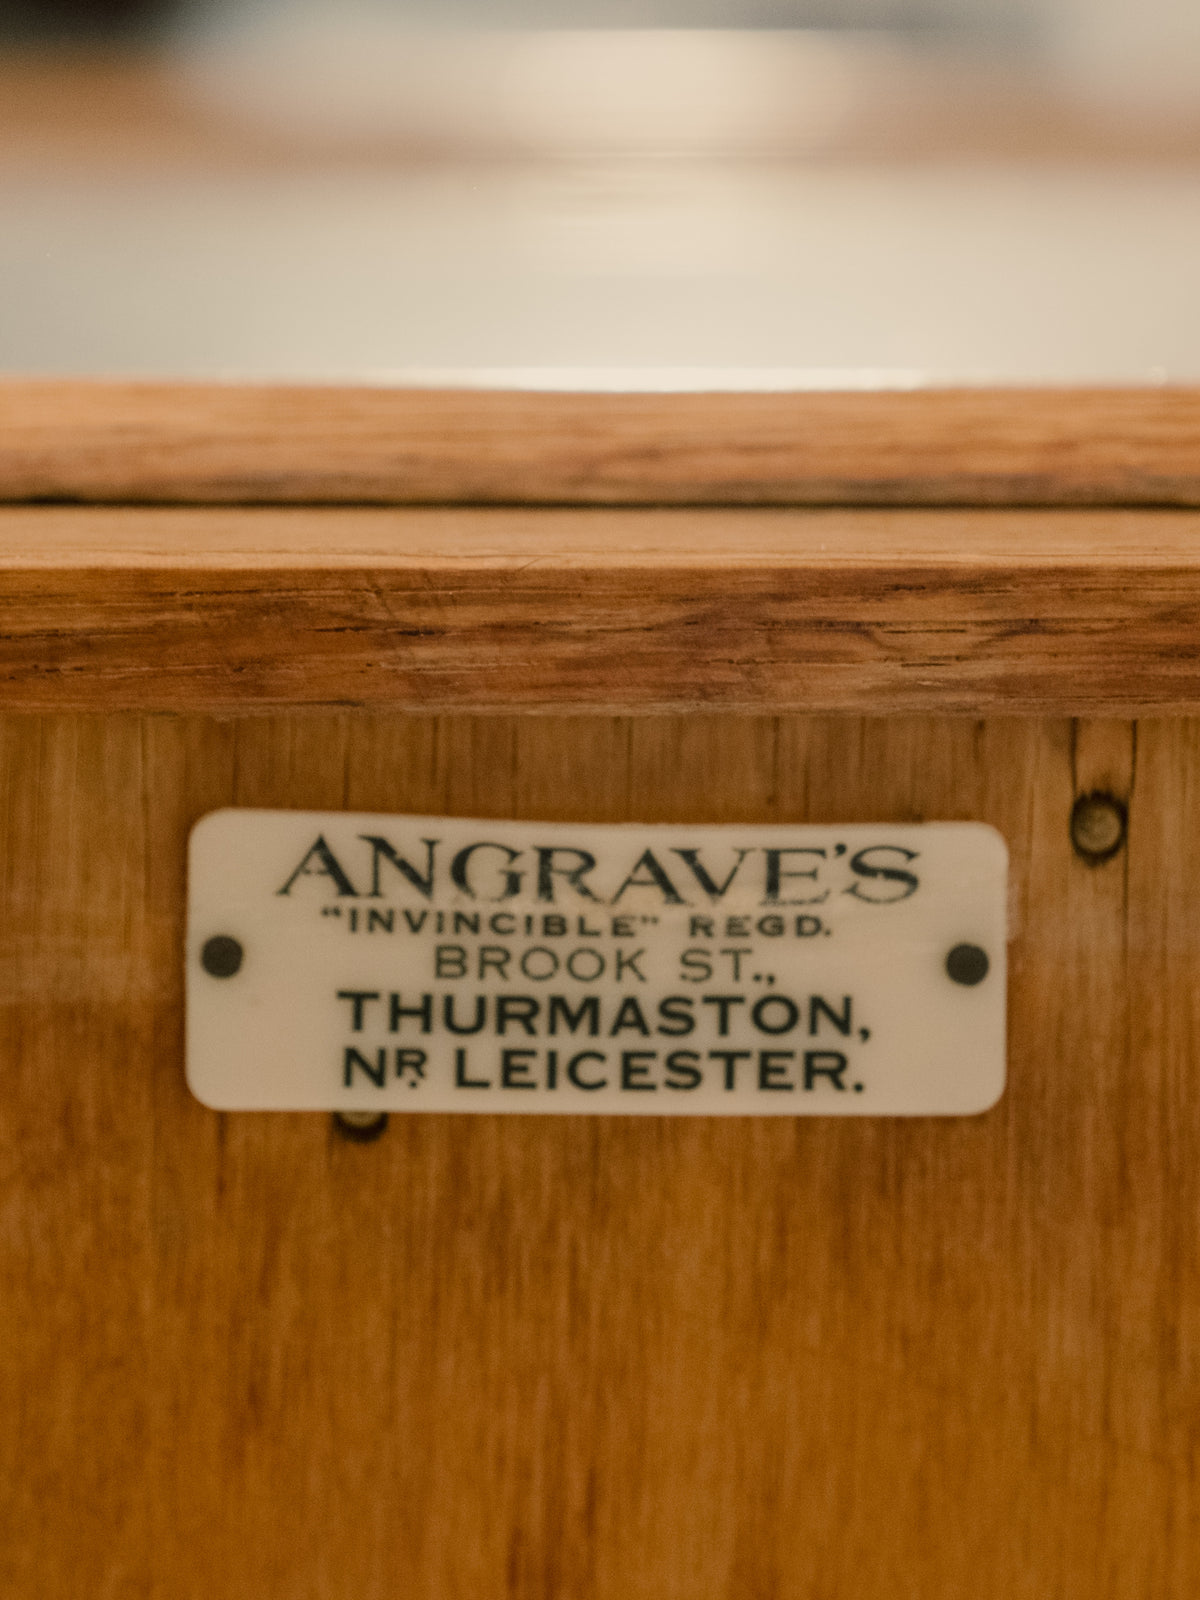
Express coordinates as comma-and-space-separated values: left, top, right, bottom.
1, 0, 1199, 381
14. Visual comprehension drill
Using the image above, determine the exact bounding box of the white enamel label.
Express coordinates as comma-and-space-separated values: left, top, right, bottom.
186, 811, 1007, 1116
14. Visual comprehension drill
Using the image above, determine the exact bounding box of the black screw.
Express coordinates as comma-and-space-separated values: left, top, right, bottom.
946, 944, 989, 986
1070, 791, 1127, 865
333, 1111, 389, 1144
200, 935, 244, 978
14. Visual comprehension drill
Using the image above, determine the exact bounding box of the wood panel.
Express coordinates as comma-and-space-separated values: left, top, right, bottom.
6, 505, 1200, 715
4, 383, 1200, 508
0, 709, 1196, 1597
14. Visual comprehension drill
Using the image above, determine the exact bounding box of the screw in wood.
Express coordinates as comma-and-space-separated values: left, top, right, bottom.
1070, 791, 1127, 865
333, 1111, 389, 1143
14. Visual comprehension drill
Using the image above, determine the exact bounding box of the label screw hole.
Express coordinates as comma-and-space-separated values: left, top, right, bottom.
946, 944, 989, 986
200, 935, 243, 978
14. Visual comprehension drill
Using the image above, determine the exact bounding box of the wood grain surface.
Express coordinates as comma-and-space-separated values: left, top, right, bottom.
6, 504, 1200, 714
4, 383, 1200, 508
0, 708, 1193, 1598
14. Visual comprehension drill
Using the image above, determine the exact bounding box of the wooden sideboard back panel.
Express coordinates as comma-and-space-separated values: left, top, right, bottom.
0, 709, 1191, 1598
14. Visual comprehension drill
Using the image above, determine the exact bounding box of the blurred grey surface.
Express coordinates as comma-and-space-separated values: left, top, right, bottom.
0, 0, 1034, 41
3, 159, 1198, 382
2, 3, 1198, 383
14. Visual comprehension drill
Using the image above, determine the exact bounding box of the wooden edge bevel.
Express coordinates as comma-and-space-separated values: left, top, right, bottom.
3, 381, 1200, 508
5, 504, 1200, 716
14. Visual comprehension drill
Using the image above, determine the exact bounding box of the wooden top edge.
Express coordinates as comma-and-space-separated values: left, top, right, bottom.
5, 504, 1200, 718
5, 504, 1200, 571
3, 380, 1200, 508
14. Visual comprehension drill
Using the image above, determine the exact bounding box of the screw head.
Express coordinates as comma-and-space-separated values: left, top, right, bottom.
200, 935, 244, 978
1070, 792, 1127, 864
946, 943, 989, 986
333, 1110, 389, 1143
